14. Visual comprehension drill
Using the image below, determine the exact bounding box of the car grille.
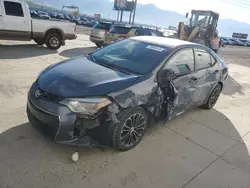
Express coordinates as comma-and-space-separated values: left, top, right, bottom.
30, 84, 63, 102
39, 89, 62, 102
27, 98, 60, 141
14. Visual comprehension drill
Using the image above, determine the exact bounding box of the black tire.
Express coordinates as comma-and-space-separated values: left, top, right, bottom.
111, 107, 148, 151
45, 33, 62, 50
34, 39, 45, 45
95, 43, 103, 48
201, 84, 222, 109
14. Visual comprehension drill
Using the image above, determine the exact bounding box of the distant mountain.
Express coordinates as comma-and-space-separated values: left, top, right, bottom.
31, 0, 250, 38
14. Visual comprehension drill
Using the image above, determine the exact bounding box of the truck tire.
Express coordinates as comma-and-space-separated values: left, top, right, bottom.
34, 39, 45, 46
45, 33, 62, 50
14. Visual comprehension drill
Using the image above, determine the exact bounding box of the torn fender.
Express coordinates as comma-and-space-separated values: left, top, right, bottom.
108, 77, 178, 120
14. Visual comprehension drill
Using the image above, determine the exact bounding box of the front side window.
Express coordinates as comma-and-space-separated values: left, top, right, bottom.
194, 48, 212, 70
90, 39, 172, 74
4, 1, 24, 17
166, 48, 194, 75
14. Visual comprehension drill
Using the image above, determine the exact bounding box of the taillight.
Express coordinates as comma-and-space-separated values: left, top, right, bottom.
118, 36, 128, 39
74, 26, 77, 33
104, 30, 108, 36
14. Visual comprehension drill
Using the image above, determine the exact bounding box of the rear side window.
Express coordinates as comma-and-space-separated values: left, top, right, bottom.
166, 48, 194, 74
94, 22, 111, 30
4, 1, 24, 17
109, 26, 131, 34
135, 29, 151, 36
194, 48, 212, 70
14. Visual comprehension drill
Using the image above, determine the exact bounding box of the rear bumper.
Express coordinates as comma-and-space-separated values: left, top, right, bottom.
89, 35, 104, 44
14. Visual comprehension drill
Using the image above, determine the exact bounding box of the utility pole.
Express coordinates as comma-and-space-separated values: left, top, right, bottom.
132, 0, 137, 25
129, 0, 134, 24
117, 10, 120, 22
120, 10, 123, 22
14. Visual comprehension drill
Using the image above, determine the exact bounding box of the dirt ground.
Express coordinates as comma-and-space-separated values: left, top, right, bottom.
1, 34, 250, 188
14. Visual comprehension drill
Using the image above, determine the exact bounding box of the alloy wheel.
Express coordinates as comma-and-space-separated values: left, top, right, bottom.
209, 86, 221, 107
120, 113, 146, 147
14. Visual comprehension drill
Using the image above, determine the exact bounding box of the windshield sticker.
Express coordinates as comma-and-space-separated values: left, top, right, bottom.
146, 45, 165, 52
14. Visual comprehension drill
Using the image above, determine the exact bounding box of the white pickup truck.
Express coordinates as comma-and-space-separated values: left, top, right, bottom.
0, 0, 77, 49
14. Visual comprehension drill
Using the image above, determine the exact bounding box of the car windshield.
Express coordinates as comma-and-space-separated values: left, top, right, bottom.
90, 39, 171, 74
109, 26, 131, 34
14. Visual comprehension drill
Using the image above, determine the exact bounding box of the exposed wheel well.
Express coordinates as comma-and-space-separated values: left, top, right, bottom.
218, 81, 223, 90
44, 29, 63, 40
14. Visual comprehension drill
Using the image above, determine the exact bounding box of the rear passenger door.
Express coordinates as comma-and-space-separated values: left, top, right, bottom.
192, 48, 218, 105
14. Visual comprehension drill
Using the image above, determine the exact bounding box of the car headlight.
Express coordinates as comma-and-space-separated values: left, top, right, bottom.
60, 98, 112, 115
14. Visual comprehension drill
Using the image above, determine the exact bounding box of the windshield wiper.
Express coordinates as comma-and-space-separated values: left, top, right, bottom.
103, 62, 134, 75
95, 58, 134, 75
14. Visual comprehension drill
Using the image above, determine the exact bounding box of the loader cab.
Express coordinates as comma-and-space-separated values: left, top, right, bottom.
189, 10, 219, 39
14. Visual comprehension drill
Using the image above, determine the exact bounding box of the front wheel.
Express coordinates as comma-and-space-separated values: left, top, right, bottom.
201, 84, 222, 109
111, 107, 148, 151
45, 33, 62, 50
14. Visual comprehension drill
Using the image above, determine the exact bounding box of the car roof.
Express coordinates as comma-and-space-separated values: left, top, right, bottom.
131, 36, 201, 48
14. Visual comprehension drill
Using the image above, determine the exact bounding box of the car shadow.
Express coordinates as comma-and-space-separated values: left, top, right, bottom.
59, 47, 98, 58
222, 75, 245, 96
0, 108, 249, 187
0, 44, 57, 59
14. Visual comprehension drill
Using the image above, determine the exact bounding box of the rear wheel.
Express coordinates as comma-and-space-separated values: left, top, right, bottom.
34, 39, 45, 46
45, 33, 62, 50
111, 107, 148, 151
202, 84, 222, 109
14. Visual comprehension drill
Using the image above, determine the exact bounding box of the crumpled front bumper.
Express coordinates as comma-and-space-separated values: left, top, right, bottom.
26, 88, 102, 146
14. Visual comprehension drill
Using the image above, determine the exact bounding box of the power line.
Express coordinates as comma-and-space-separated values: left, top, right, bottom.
220, 0, 250, 9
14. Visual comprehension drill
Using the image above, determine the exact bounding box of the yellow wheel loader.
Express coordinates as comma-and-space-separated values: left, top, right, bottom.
177, 10, 220, 52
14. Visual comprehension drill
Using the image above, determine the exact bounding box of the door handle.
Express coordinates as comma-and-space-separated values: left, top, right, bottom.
0, 15, 2, 17
189, 77, 198, 83
190, 77, 198, 81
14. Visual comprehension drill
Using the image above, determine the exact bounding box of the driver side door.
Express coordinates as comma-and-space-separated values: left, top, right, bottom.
161, 48, 197, 117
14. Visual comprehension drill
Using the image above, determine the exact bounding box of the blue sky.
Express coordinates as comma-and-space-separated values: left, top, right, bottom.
137, 0, 250, 23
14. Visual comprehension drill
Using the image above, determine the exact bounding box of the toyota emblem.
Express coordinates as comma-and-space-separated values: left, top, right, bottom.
35, 89, 42, 98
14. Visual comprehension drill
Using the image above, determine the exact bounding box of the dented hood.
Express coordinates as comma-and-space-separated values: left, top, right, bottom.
37, 56, 139, 97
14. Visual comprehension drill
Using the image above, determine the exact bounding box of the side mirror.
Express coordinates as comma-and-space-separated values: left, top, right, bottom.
185, 13, 189, 18
158, 69, 176, 82
164, 69, 176, 80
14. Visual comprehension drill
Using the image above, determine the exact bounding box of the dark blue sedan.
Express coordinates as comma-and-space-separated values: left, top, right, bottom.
27, 36, 228, 151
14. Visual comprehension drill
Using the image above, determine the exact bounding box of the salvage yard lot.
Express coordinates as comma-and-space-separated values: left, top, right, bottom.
1, 34, 250, 188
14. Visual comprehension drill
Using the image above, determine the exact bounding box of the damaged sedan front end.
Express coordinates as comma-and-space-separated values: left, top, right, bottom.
27, 36, 228, 150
